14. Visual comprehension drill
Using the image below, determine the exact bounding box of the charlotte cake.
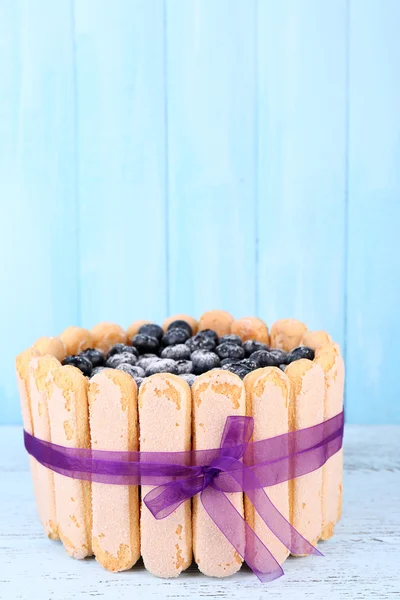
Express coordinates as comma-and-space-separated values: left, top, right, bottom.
16, 312, 344, 578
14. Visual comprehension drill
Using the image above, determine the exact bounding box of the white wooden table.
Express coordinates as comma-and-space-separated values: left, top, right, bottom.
0, 426, 399, 600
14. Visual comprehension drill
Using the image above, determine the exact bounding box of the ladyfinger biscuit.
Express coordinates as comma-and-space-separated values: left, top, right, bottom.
198, 310, 234, 337
126, 320, 151, 340
231, 317, 270, 344
29, 355, 61, 540
59, 326, 93, 355
16, 347, 39, 436
139, 374, 192, 577
90, 322, 128, 354
33, 336, 66, 362
314, 344, 345, 539
270, 319, 307, 352
192, 370, 246, 577
300, 330, 332, 352
89, 369, 139, 571
285, 359, 325, 552
244, 367, 291, 566
47, 366, 92, 558
162, 314, 198, 335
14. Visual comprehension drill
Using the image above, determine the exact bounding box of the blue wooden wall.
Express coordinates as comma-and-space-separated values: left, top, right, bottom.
0, 0, 399, 425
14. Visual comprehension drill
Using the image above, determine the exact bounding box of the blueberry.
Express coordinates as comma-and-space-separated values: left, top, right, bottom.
116, 363, 146, 378
221, 363, 251, 379
62, 355, 92, 377
243, 340, 269, 356
107, 344, 139, 359
161, 343, 191, 360
220, 358, 242, 366
249, 350, 273, 367
215, 342, 245, 360
250, 349, 288, 368
91, 366, 106, 377
191, 350, 220, 375
162, 328, 190, 346
219, 334, 243, 346
179, 373, 197, 387
198, 329, 219, 342
145, 359, 178, 376
268, 349, 289, 365
186, 331, 218, 352
105, 352, 137, 368
132, 334, 160, 354
240, 359, 259, 370
81, 348, 105, 368
136, 355, 159, 369
175, 360, 193, 375
279, 364, 286, 372
167, 320, 193, 337
220, 357, 258, 371
137, 323, 164, 340
287, 346, 315, 362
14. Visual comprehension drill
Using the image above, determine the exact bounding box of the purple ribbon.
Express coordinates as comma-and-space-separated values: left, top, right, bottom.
24, 410, 344, 582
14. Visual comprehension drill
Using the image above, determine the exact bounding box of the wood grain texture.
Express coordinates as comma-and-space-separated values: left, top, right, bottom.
74, 0, 168, 328
346, 0, 400, 424
1, 0, 400, 425
166, 0, 257, 317
0, 0, 79, 425
0, 425, 399, 599
256, 0, 347, 346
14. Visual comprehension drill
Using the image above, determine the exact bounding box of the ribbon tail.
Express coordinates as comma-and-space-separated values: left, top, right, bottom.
200, 486, 284, 582
238, 464, 323, 558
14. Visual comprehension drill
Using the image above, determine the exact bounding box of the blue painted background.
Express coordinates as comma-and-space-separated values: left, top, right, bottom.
0, 0, 399, 425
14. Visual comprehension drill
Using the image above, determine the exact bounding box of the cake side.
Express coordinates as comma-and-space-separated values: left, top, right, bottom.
48, 365, 92, 558
139, 373, 192, 577
315, 343, 345, 539
89, 369, 139, 571
285, 359, 325, 552
192, 369, 246, 577
28, 355, 61, 540
244, 367, 291, 566
15, 347, 43, 534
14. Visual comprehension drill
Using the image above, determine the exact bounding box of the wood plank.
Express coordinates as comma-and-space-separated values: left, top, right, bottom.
75, 0, 167, 327
256, 0, 347, 345
0, 0, 78, 424
346, 0, 400, 424
166, 0, 257, 317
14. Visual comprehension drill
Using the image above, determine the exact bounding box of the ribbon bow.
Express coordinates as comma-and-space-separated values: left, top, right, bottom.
143, 416, 323, 582
24, 411, 344, 583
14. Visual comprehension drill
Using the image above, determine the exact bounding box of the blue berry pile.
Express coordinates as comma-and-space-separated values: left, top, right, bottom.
61, 319, 315, 388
